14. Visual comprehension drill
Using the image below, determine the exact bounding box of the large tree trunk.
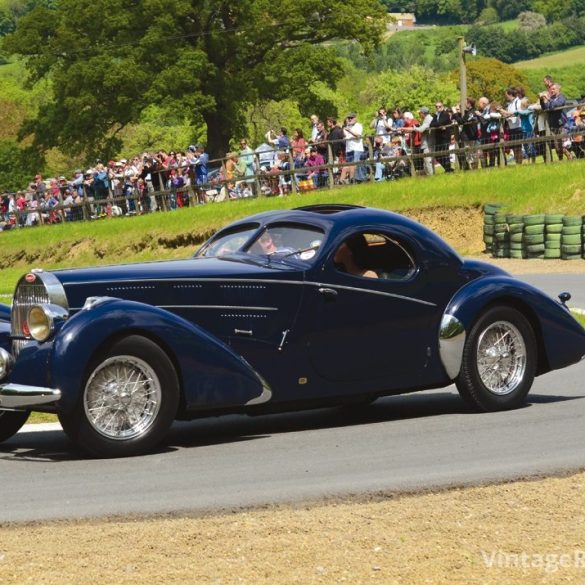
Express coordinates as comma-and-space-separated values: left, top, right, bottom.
203, 110, 237, 161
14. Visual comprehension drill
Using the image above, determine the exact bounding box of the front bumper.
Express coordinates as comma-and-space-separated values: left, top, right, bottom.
0, 383, 61, 410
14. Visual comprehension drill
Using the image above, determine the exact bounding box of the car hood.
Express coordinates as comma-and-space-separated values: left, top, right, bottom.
51, 255, 298, 287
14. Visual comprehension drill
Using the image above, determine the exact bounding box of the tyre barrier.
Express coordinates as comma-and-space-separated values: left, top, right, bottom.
482, 204, 584, 260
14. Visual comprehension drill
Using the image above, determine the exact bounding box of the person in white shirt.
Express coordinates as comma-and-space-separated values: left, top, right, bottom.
499, 87, 523, 165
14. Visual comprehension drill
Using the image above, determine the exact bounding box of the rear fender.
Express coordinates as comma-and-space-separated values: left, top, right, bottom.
51, 299, 270, 413
440, 276, 585, 379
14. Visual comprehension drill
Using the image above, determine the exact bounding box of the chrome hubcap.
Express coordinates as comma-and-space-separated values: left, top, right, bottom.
477, 320, 527, 395
84, 356, 162, 440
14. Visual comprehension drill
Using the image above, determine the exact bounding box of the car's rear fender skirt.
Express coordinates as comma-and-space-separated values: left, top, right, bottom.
441, 276, 585, 378
50, 299, 269, 413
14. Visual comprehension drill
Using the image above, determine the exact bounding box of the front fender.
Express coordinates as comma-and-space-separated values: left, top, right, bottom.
439, 276, 585, 379
51, 299, 270, 413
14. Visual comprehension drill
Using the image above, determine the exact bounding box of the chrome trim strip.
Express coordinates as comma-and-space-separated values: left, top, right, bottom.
0, 384, 61, 409
309, 282, 436, 306
439, 314, 466, 379
157, 305, 279, 311
67, 277, 435, 308
32, 272, 69, 309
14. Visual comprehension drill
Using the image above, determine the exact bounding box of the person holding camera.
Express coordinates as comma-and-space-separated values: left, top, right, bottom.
370, 107, 392, 143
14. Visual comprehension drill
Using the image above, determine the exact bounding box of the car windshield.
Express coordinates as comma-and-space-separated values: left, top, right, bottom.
196, 224, 259, 258
246, 225, 324, 265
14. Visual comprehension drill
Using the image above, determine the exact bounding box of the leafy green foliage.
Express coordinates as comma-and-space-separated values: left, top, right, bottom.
0, 140, 43, 191
461, 58, 530, 102
2, 0, 386, 160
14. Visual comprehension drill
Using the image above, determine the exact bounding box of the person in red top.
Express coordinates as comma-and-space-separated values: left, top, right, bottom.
402, 111, 422, 173
291, 128, 307, 161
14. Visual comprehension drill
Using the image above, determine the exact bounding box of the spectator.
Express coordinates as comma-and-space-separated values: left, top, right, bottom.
267, 127, 290, 151
256, 139, 276, 172
190, 144, 209, 204
306, 147, 327, 188
312, 120, 328, 158
309, 114, 320, 141
540, 83, 567, 160
291, 128, 307, 161
430, 101, 453, 173
326, 116, 345, 166
476, 96, 491, 168
237, 138, 256, 194
482, 101, 503, 167
518, 97, 538, 164
401, 111, 422, 172
341, 112, 364, 183
392, 108, 405, 131
370, 107, 392, 143
499, 87, 523, 165
451, 98, 479, 170
407, 106, 434, 176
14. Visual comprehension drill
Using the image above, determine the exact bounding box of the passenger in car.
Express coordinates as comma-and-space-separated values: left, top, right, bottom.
334, 234, 378, 278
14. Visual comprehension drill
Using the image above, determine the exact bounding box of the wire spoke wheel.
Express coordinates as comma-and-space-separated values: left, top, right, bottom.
476, 321, 527, 396
456, 306, 536, 412
84, 355, 162, 440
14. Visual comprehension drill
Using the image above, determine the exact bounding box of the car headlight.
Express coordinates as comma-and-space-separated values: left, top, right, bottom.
27, 304, 69, 342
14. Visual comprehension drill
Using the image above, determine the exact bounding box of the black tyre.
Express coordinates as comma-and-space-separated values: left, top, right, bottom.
456, 307, 536, 412
0, 410, 30, 443
59, 335, 180, 458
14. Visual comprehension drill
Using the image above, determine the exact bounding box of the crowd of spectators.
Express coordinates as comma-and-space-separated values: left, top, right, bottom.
1, 74, 584, 230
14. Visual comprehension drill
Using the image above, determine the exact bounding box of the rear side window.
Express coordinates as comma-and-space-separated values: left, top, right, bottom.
333, 232, 416, 280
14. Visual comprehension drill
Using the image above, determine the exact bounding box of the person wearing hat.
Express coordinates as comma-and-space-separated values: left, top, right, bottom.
403, 106, 434, 175
188, 144, 209, 204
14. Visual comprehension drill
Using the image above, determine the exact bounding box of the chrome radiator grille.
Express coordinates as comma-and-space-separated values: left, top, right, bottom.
10, 271, 68, 358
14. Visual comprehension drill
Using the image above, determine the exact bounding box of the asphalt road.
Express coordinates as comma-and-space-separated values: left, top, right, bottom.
1, 272, 584, 523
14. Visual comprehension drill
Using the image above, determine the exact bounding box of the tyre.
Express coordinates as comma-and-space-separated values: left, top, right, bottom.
562, 216, 582, 227
561, 226, 581, 236
59, 335, 180, 458
456, 306, 536, 412
523, 214, 545, 226
546, 224, 563, 234
524, 224, 545, 235
0, 410, 30, 443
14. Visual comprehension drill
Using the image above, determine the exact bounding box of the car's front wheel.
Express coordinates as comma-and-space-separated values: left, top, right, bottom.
59, 335, 180, 458
456, 306, 536, 411
0, 410, 30, 443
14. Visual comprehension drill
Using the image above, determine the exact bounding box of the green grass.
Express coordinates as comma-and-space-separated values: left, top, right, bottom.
1, 160, 585, 297
572, 311, 585, 329
516, 45, 585, 70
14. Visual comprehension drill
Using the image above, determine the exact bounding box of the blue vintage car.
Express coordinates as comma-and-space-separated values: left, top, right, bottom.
1, 204, 584, 457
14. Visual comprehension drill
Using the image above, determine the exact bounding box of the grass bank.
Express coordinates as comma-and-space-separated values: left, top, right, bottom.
1, 160, 584, 297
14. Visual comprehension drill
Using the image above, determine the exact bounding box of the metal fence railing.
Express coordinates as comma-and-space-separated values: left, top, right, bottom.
2, 104, 584, 229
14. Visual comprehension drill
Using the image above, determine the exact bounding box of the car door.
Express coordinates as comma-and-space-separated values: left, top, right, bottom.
304, 230, 439, 389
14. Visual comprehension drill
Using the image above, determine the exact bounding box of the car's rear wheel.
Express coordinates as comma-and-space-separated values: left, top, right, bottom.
59, 335, 180, 458
456, 306, 536, 411
0, 410, 30, 443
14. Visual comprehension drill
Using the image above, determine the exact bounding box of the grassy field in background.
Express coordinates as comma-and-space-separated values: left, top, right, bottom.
1, 160, 585, 297
516, 45, 585, 70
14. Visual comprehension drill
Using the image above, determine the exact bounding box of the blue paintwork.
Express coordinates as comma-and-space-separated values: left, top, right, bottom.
0, 304, 9, 322
2, 204, 585, 417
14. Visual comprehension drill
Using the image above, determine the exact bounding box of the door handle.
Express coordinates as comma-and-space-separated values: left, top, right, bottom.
318, 287, 338, 300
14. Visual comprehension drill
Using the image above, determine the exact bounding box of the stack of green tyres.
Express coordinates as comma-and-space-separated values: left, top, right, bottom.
561, 216, 583, 260
482, 203, 504, 255
544, 214, 563, 259
483, 206, 584, 260
507, 213, 525, 259
523, 214, 545, 259
492, 210, 510, 258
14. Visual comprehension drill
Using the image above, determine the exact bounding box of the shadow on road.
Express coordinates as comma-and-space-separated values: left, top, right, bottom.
1, 390, 582, 462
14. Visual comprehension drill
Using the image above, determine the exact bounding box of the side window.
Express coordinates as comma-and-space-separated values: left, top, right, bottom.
333, 232, 416, 280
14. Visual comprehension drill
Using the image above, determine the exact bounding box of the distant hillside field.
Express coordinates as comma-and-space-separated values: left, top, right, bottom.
516, 45, 585, 70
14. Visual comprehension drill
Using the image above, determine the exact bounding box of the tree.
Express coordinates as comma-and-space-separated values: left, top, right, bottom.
2, 0, 386, 160
458, 58, 530, 102
518, 11, 547, 30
